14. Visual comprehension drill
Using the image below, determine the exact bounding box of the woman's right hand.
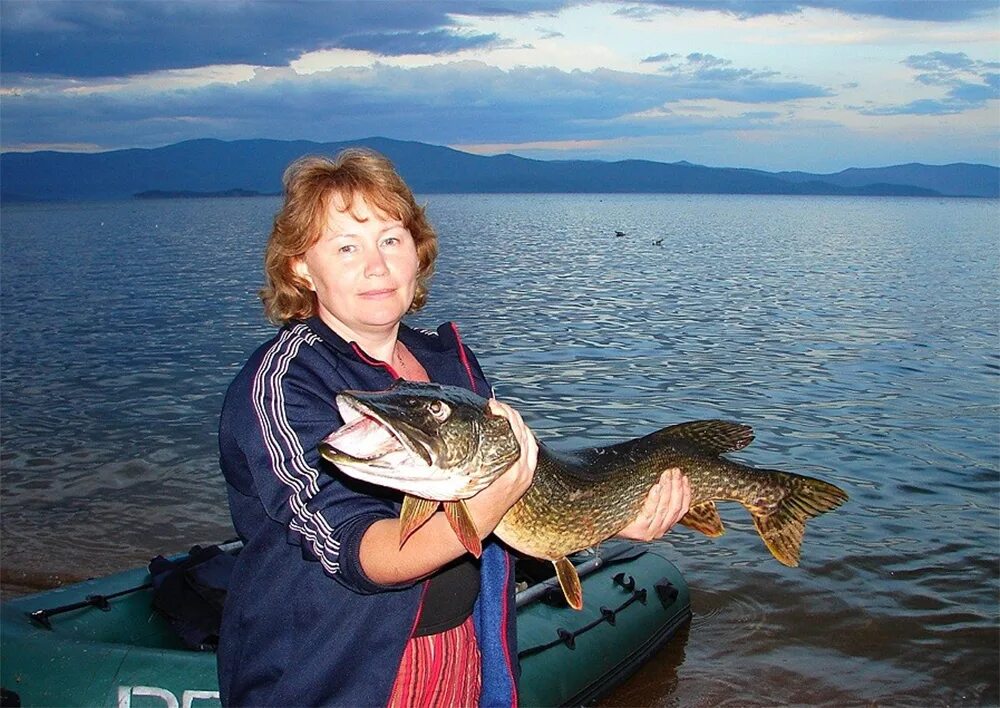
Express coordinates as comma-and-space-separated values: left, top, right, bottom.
489, 399, 538, 499
360, 398, 537, 583
465, 399, 537, 534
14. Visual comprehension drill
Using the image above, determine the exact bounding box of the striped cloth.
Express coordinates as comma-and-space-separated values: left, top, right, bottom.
388, 616, 482, 707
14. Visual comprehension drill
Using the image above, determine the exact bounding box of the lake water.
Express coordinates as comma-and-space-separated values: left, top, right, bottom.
1, 193, 997, 706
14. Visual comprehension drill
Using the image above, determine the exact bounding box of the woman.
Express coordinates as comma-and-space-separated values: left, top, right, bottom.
217, 148, 691, 707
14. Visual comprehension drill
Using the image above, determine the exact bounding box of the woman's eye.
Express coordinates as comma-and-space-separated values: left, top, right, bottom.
338, 244, 356, 254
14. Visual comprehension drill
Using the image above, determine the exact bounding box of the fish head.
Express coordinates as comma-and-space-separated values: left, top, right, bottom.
318, 381, 522, 500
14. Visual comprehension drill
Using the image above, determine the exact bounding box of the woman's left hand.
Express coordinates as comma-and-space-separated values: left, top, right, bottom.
616, 468, 691, 541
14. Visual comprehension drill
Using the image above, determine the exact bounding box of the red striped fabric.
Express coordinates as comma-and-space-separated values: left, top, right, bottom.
387, 616, 482, 707
449, 322, 479, 394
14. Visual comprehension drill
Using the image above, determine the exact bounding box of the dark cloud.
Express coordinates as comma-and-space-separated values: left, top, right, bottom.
686, 53, 730, 69
530, 25, 565, 40
905, 51, 977, 72
612, 5, 661, 21
339, 30, 503, 56
947, 80, 999, 103
642, 53, 680, 64
862, 51, 999, 115
2, 1, 992, 162
739, 110, 782, 120
657, 53, 783, 86
3, 0, 992, 81
861, 98, 967, 116
0, 0, 565, 78
630, 0, 997, 22
0, 60, 830, 149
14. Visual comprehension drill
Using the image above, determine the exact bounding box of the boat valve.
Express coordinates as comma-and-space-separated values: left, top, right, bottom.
612, 572, 636, 592
654, 578, 679, 608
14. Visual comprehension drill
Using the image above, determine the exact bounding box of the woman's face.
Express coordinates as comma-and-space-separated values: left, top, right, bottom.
294, 192, 418, 342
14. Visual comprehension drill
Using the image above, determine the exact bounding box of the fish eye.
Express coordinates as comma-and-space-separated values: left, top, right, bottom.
427, 400, 451, 421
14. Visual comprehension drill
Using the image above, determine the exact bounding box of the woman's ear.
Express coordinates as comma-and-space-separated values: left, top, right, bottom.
292, 258, 315, 290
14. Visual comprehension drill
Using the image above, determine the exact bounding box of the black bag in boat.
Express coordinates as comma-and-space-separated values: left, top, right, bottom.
148, 544, 235, 651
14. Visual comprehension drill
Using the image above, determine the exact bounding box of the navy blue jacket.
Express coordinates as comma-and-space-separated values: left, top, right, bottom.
217, 317, 519, 707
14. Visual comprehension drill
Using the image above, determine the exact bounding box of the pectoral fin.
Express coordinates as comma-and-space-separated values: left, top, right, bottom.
679, 500, 726, 537
399, 495, 440, 548
443, 501, 482, 558
553, 557, 584, 610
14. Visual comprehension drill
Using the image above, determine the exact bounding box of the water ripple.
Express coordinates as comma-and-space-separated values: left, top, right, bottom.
3, 194, 998, 705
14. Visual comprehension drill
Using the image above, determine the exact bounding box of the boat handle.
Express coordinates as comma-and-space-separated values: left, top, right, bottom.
612, 572, 636, 592
23, 540, 243, 630
517, 576, 651, 659
27, 583, 152, 630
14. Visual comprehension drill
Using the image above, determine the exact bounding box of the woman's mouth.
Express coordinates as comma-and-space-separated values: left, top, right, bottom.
359, 287, 396, 298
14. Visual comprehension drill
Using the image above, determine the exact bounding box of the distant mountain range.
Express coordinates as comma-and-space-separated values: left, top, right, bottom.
1, 137, 996, 201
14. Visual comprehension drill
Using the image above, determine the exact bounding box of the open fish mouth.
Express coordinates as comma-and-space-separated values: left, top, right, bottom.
319, 396, 435, 475
321, 414, 407, 464
317, 387, 497, 501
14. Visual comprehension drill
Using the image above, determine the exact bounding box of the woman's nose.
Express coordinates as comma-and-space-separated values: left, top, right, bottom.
364, 248, 389, 277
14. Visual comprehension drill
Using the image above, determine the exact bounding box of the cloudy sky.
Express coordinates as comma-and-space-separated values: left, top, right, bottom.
1, 0, 997, 171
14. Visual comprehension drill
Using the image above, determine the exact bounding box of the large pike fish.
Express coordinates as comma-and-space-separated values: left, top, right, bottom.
319, 381, 847, 609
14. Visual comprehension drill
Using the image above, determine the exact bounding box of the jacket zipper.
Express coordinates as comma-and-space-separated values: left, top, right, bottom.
350, 342, 401, 380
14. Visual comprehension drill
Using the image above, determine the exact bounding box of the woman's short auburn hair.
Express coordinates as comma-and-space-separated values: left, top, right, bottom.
261, 148, 439, 324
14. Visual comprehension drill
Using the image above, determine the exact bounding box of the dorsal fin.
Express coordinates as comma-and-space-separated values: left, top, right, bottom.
652, 420, 754, 454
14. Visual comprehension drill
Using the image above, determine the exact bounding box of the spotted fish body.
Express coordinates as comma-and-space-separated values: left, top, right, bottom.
498, 421, 847, 570
320, 381, 849, 609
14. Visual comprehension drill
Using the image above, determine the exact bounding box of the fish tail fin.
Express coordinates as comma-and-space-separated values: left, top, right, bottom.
751, 475, 848, 567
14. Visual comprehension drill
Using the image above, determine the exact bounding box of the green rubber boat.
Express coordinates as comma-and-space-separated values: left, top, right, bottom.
1, 541, 690, 707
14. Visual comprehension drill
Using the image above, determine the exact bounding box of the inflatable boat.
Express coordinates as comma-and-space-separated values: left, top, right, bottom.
0, 541, 690, 707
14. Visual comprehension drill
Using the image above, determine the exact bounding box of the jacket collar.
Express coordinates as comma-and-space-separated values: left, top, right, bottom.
300, 316, 460, 358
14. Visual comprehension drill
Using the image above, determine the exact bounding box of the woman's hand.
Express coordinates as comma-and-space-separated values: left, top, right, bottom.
465, 400, 538, 532
486, 399, 538, 502
616, 468, 691, 541
361, 398, 537, 584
